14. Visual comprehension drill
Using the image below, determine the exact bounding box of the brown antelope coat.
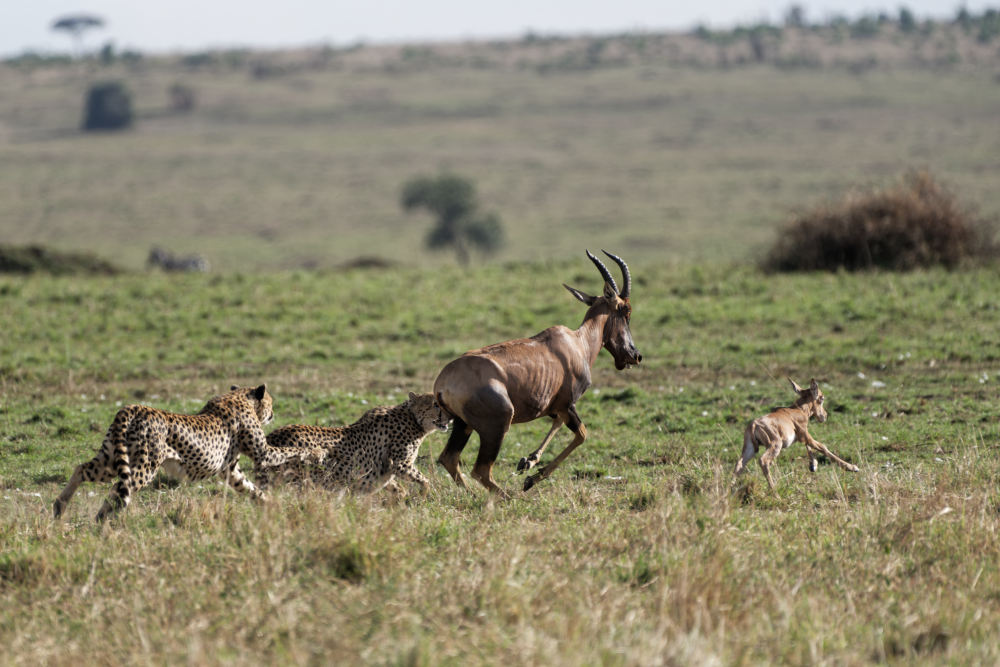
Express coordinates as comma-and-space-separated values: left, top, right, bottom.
434, 250, 641, 495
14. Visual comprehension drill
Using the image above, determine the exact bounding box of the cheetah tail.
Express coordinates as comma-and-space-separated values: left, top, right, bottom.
108, 407, 135, 507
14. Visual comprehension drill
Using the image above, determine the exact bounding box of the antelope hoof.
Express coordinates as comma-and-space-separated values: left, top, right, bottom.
516, 456, 536, 473
523, 474, 539, 492
849, 464, 860, 473
809, 460, 818, 473
53, 500, 65, 519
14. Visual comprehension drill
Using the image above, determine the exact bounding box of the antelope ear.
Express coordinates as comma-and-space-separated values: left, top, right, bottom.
788, 378, 804, 394
253, 384, 267, 401
564, 283, 597, 306
809, 378, 820, 399
602, 281, 618, 299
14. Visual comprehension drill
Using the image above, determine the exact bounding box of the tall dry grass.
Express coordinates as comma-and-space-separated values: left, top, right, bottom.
5, 442, 1000, 664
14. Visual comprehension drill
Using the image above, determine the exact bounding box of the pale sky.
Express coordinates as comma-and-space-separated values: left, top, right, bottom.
2, 1, 992, 57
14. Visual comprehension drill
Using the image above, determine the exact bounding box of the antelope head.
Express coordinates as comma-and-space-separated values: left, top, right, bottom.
790, 378, 826, 423
564, 250, 642, 370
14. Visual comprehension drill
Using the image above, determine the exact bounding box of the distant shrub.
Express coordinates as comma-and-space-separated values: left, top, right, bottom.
120, 49, 143, 65
98, 41, 115, 66
898, 7, 917, 33
692, 25, 713, 41
3, 51, 72, 68
955, 7, 974, 32
775, 52, 823, 69
977, 9, 1000, 43
763, 171, 997, 272
784, 5, 807, 28
168, 83, 195, 112
82, 81, 132, 131
0, 244, 119, 275
851, 15, 881, 38
182, 52, 216, 69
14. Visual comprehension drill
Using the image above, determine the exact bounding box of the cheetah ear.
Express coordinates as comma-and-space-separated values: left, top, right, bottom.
253, 384, 267, 401
230, 385, 239, 391
408, 391, 417, 401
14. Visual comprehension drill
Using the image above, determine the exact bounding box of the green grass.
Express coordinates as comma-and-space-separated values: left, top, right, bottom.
3, 262, 1000, 662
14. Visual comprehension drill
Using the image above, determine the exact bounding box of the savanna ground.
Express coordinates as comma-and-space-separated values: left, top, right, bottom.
3, 24, 1000, 666
4, 264, 1000, 663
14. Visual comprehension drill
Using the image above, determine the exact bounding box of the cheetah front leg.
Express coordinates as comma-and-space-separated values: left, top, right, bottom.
392, 463, 429, 494
225, 461, 267, 502
352, 469, 390, 495
383, 478, 407, 500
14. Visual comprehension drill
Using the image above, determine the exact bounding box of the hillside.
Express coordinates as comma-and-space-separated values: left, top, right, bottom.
1, 17, 999, 271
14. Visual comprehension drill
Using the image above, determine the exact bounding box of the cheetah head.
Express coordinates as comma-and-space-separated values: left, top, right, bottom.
408, 391, 450, 433
232, 384, 273, 425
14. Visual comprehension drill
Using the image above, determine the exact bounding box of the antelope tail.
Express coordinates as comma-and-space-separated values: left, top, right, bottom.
436, 392, 456, 420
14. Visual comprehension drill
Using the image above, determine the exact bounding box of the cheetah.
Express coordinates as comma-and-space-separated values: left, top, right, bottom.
258, 392, 450, 496
53, 384, 322, 521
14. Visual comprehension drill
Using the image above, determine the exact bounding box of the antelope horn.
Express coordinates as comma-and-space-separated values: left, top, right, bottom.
586, 250, 618, 295
602, 250, 631, 299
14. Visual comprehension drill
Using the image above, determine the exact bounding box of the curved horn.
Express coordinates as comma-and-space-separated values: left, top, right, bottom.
586, 250, 618, 295
602, 250, 631, 299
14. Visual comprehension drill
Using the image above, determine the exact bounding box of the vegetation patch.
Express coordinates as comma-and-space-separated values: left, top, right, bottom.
0, 244, 119, 275
764, 170, 997, 272
299, 540, 378, 584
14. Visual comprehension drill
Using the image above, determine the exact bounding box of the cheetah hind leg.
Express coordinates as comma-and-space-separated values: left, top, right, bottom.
95, 441, 164, 521
95, 476, 134, 521
54, 458, 115, 519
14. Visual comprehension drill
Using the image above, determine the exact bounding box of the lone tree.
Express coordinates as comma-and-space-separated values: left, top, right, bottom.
400, 174, 504, 265
51, 14, 105, 56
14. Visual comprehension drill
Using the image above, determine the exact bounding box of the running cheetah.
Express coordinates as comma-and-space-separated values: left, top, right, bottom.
258, 392, 450, 496
53, 385, 322, 521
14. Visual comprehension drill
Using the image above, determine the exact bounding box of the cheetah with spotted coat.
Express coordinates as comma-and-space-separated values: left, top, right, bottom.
258, 392, 450, 496
53, 384, 322, 521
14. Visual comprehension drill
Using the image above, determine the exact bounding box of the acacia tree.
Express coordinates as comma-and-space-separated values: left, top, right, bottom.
400, 174, 503, 266
51, 14, 105, 57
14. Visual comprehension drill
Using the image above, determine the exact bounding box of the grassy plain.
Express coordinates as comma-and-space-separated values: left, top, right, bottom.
1, 53, 999, 271
3, 28, 1000, 665
3, 262, 1000, 663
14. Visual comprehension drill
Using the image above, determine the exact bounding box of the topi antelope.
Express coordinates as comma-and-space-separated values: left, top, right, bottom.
433, 249, 642, 496
734, 378, 859, 490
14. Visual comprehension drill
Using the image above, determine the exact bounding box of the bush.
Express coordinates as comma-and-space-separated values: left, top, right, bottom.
0, 244, 119, 275
168, 83, 195, 112
82, 81, 133, 131
763, 171, 997, 272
